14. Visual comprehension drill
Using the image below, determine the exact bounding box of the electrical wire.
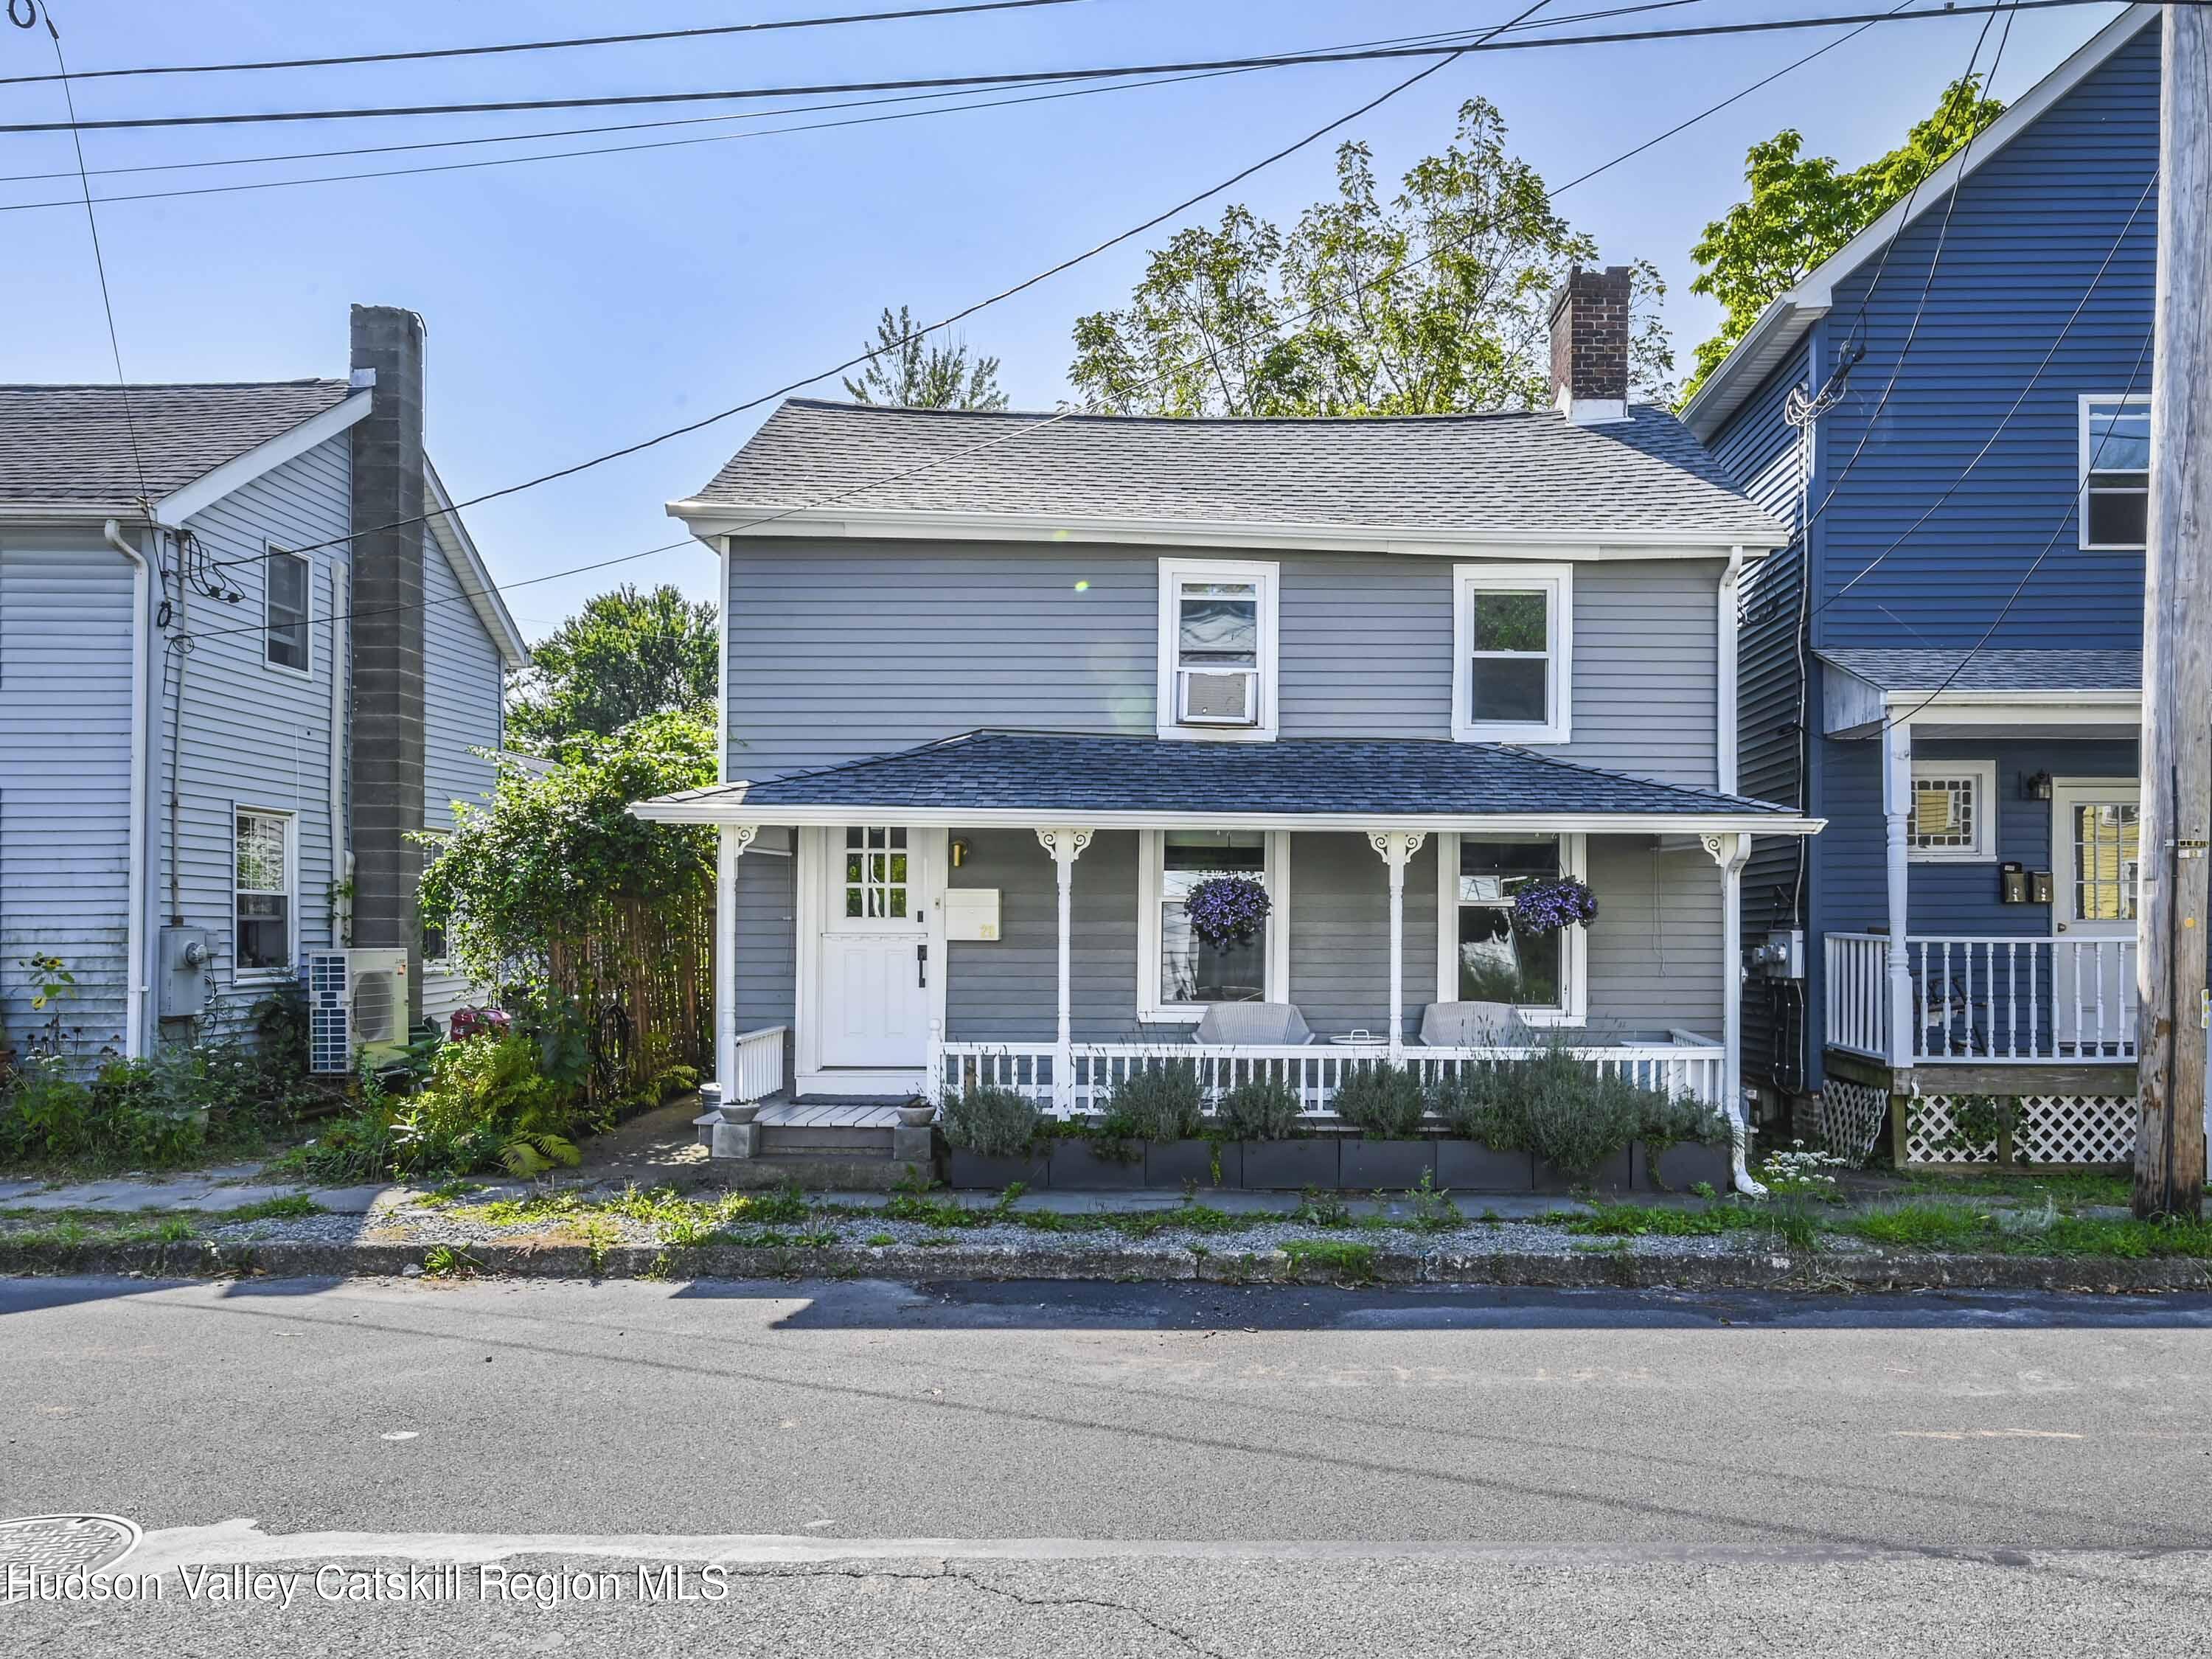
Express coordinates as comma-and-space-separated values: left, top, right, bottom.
0, 1, 2166, 136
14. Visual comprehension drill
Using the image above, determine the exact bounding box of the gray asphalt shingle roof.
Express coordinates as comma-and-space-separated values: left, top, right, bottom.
655, 730, 1799, 818
689, 398, 1788, 543
0, 379, 354, 507
1818, 648, 2142, 693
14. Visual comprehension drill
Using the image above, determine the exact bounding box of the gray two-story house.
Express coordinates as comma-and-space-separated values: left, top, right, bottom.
636, 270, 1820, 1187
0, 306, 527, 1063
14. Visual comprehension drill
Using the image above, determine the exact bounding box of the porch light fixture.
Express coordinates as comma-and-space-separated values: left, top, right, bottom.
2022, 770, 2053, 801
950, 837, 970, 869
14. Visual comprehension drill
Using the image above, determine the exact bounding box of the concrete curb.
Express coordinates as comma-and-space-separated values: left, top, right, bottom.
4, 1234, 2211, 1293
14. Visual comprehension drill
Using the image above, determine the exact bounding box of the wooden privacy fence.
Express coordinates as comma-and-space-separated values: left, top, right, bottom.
544, 891, 713, 1107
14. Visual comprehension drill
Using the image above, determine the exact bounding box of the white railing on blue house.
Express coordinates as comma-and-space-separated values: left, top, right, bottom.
1824, 934, 2138, 1065
933, 1034, 1727, 1116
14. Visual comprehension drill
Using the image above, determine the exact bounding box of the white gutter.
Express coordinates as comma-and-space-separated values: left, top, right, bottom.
1717, 546, 1745, 794
102, 517, 153, 1059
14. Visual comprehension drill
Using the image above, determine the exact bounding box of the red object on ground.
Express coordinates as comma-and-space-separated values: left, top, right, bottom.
448, 1006, 513, 1043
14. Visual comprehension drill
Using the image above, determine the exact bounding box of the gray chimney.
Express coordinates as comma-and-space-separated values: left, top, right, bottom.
1548, 264, 1633, 425
348, 305, 427, 1025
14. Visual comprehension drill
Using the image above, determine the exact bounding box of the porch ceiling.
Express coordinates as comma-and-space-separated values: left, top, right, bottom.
632, 729, 1821, 834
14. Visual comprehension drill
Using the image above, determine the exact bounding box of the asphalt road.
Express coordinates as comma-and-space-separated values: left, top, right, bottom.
7, 1275, 2212, 1655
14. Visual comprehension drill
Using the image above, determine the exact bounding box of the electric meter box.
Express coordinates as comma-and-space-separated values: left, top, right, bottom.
158, 926, 215, 1018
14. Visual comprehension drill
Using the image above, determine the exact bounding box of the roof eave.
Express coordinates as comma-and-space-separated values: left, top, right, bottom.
1679, 299, 1825, 442
157, 389, 372, 524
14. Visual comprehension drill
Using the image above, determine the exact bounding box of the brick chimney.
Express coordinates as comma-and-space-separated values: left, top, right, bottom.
1548, 264, 1632, 426
348, 305, 428, 1025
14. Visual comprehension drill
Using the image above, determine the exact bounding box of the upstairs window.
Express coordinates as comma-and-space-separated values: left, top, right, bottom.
265, 547, 310, 671
2080, 394, 2149, 550
1157, 558, 1278, 740
1453, 563, 1572, 743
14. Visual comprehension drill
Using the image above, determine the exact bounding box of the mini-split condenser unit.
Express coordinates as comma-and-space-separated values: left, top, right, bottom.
305, 947, 411, 1074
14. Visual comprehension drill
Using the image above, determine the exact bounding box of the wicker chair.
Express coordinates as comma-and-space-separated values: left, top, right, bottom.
1191, 1002, 1315, 1046
1418, 1001, 1518, 1046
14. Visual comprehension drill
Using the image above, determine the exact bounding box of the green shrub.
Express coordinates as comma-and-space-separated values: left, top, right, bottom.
1329, 1065, 1425, 1138
0, 1057, 206, 1169
1427, 1062, 1517, 1143
1102, 1064, 1205, 1141
1217, 1076, 1304, 1141
938, 1083, 1044, 1156
1430, 1043, 1726, 1178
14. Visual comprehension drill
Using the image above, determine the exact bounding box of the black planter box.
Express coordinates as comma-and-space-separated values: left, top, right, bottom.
1436, 1142, 1534, 1192
1048, 1141, 1151, 1189
1146, 1138, 1238, 1188
1633, 1139, 1733, 1193
1338, 1138, 1437, 1191
945, 1149, 1051, 1191
1240, 1137, 1340, 1190
1534, 1148, 1634, 1193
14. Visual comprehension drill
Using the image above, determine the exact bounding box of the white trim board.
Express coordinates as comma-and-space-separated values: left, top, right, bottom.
157, 391, 374, 524
635, 800, 1824, 836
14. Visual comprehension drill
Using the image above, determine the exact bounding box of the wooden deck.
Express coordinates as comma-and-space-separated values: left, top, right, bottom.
754, 1097, 900, 1156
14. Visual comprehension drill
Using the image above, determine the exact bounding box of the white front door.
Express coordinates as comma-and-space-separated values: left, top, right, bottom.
815, 826, 942, 1074
2052, 781, 2140, 1056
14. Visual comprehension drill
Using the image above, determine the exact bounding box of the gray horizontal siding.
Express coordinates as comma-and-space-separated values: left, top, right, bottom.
945, 828, 1141, 1042
422, 527, 503, 832
0, 528, 138, 1051
727, 541, 1725, 787
1287, 831, 1435, 1040
1585, 837, 1724, 1037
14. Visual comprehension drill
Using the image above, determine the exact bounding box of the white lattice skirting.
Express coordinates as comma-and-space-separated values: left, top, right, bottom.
1817, 1081, 1890, 1168
1903, 1093, 2136, 1167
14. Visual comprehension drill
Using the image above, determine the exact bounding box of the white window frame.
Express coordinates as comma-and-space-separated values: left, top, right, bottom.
2078, 393, 2150, 552
1433, 830, 1588, 1026
263, 546, 313, 675
1452, 562, 1573, 745
232, 806, 298, 982
1155, 557, 1279, 742
1137, 828, 1290, 1022
1906, 759, 1997, 862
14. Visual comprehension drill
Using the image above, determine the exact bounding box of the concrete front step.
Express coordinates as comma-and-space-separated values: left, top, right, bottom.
712, 1154, 931, 1192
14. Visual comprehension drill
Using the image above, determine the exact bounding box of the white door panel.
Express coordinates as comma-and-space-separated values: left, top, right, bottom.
2053, 782, 2140, 1056
814, 826, 942, 1074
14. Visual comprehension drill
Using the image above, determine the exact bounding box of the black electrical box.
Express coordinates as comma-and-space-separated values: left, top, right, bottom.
2000, 863, 2027, 904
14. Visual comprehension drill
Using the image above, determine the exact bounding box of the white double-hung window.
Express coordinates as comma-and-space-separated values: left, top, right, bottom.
1157, 557, 1278, 740
264, 547, 310, 672
2079, 394, 2150, 551
234, 808, 296, 975
1453, 563, 1572, 743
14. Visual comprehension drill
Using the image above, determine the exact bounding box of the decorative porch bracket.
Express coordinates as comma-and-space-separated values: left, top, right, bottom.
1368, 831, 1428, 1060
712, 824, 762, 1104
1702, 832, 1766, 1197
1036, 828, 1096, 1111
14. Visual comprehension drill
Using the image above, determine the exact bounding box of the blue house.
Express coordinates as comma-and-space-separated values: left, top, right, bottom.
1683, 6, 2159, 1166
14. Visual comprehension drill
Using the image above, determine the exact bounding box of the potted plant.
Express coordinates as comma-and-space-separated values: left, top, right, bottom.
1329, 1065, 1436, 1188
1060, 1065, 1217, 1188
1184, 875, 1271, 949
1632, 1096, 1736, 1192
939, 1082, 1050, 1189
1222, 1076, 1334, 1189
1428, 1065, 1536, 1192
1512, 877, 1599, 934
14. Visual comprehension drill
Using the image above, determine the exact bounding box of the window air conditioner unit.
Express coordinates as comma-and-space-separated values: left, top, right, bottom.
1177, 667, 1258, 726
305, 947, 411, 1074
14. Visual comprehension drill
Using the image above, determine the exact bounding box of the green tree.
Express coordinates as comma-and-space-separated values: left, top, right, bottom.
506, 584, 718, 753
843, 304, 1011, 409
1069, 100, 1674, 417
1683, 74, 2006, 399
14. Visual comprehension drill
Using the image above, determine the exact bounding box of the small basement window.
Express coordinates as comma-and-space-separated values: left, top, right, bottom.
265, 547, 310, 670
2080, 395, 2149, 550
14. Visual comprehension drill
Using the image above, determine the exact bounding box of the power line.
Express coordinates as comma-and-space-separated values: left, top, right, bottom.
0, 0, 1107, 88
0, 1, 2163, 136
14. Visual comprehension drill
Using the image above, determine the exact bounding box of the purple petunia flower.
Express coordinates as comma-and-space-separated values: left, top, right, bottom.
1512, 877, 1599, 934
1184, 875, 1272, 947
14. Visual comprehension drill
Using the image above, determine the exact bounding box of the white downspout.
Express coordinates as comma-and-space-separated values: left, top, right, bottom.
327, 562, 349, 946
1717, 546, 1745, 795
103, 518, 153, 1058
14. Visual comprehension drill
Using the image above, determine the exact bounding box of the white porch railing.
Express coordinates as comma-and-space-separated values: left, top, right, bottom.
729, 1024, 787, 1103
935, 1037, 1727, 1117
1825, 934, 2138, 1065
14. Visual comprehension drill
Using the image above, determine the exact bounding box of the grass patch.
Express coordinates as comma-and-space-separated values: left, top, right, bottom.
1565, 1203, 1759, 1238
223, 1193, 325, 1222
1893, 1170, 2135, 1210
1843, 1200, 2212, 1259
1281, 1238, 1380, 1283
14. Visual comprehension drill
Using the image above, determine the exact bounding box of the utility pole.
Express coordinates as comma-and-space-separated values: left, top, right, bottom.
2134, 3, 2212, 1219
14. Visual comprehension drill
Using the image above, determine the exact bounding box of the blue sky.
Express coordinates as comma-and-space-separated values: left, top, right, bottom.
3, 0, 2127, 636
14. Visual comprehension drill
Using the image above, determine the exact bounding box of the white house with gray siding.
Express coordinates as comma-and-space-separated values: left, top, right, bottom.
635, 269, 1823, 1189
0, 305, 526, 1064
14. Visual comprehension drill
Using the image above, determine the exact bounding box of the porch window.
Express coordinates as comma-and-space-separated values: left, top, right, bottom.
234, 809, 294, 974
1156, 558, 1278, 740
2071, 801, 2140, 922
844, 826, 909, 919
1437, 831, 1587, 1023
1907, 761, 1994, 860
2079, 395, 2149, 550
1139, 830, 1285, 1018
1453, 563, 1572, 743
265, 548, 310, 672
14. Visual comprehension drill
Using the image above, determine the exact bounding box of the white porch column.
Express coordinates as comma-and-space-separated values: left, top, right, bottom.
1368, 831, 1427, 1060
713, 823, 760, 1101
1035, 828, 1096, 1110
1703, 832, 1763, 1197
1881, 718, 1915, 1070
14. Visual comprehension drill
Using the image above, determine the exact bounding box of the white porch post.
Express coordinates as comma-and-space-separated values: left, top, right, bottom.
1036, 828, 1096, 1111
1368, 831, 1427, 1060
1881, 718, 1915, 1070
713, 824, 759, 1101
1703, 832, 1762, 1196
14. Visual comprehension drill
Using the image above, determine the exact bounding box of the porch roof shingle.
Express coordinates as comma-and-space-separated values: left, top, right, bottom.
1817, 647, 2142, 694
658, 730, 1803, 820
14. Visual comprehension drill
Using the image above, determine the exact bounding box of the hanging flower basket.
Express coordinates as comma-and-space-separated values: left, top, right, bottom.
1183, 874, 1272, 948
1512, 877, 1599, 934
